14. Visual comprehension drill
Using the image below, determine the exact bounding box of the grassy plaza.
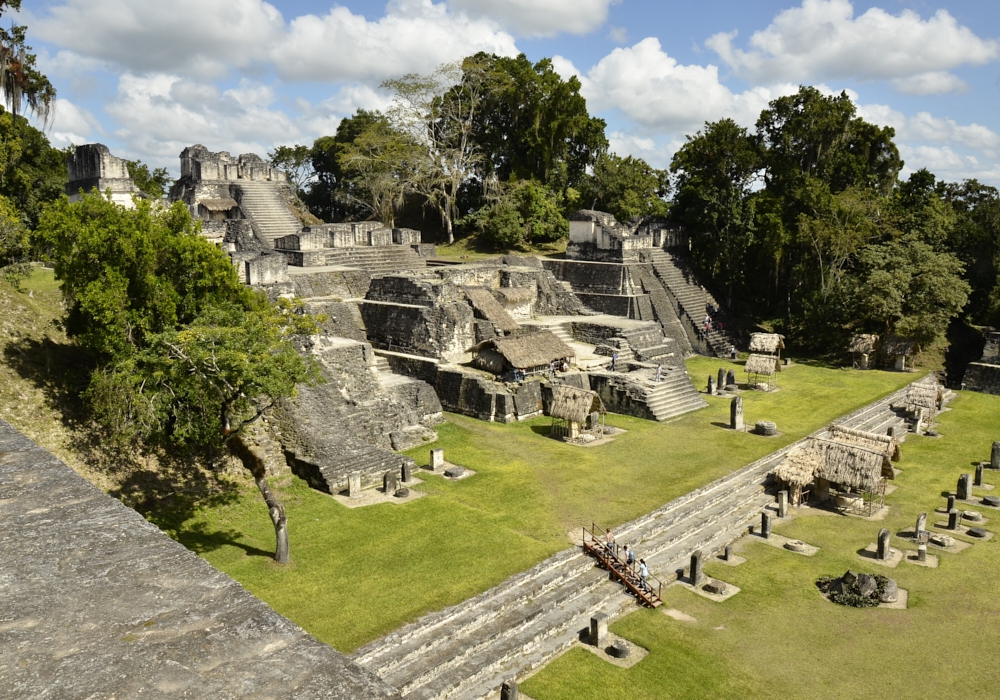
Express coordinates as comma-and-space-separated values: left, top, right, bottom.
150, 357, 914, 653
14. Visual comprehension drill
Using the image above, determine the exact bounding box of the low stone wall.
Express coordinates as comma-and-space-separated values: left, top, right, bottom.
360, 300, 475, 362
435, 366, 515, 422
290, 269, 371, 299
587, 373, 658, 421
963, 362, 1000, 394
542, 260, 625, 294
576, 293, 644, 317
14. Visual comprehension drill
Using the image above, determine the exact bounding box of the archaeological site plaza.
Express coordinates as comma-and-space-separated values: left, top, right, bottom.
4, 143, 997, 699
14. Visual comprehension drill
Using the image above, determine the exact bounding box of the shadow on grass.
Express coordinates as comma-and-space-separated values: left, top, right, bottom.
2, 336, 91, 432
169, 519, 274, 558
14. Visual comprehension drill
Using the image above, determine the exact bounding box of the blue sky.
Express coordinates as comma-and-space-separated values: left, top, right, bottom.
18, 0, 1000, 184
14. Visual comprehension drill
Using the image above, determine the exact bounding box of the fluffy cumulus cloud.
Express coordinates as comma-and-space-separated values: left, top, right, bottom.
31, 0, 284, 79
561, 38, 797, 133
46, 98, 104, 148
448, 0, 615, 37
707, 0, 999, 94
273, 0, 518, 83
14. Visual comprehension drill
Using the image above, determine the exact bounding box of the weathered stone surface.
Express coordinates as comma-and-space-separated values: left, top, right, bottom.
500, 680, 519, 700
394, 487, 410, 498
727, 369, 736, 387
717, 368, 727, 394
400, 463, 413, 483
784, 540, 807, 552
842, 570, 858, 584
430, 449, 445, 471
348, 471, 363, 499
958, 474, 973, 500
930, 533, 955, 547
608, 639, 631, 659
590, 613, 609, 646
880, 578, 899, 603
968, 527, 988, 538
724, 544, 733, 561
756, 420, 777, 436
760, 511, 773, 539
948, 508, 961, 530
984, 495, 1000, 507
730, 395, 744, 430
444, 466, 465, 478
948, 494, 956, 512
383, 470, 398, 493
915, 512, 927, 537
918, 544, 927, 562
777, 490, 788, 518
993, 441, 1000, 469
690, 550, 704, 585
855, 573, 877, 598
707, 376, 716, 394
703, 579, 728, 595
0, 420, 396, 700
877, 528, 891, 560
963, 510, 983, 522
976, 464, 985, 486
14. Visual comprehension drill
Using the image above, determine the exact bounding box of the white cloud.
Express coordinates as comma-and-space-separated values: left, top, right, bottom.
606, 131, 684, 170
574, 38, 797, 133
33, 0, 283, 79
448, 0, 615, 37
856, 104, 1000, 154
45, 99, 104, 149
707, 0, 999, 93
273, 0, 518, 83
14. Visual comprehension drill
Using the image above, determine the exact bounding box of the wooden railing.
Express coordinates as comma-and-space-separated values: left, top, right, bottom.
582, 523, 663, 608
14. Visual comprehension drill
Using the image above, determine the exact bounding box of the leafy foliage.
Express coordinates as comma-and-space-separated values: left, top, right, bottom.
126, 159, 171, 199
580, 153, 670, 223
268, 144, 313, 195
462, 179, 568, 249
0, 192, 28, 285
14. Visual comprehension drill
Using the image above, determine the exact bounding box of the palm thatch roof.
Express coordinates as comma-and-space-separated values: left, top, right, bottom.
745, 353, 780, 376
465, 287, 520, 332
848, 334, 878, 354
772, 431, 896, 492
549, 385, 604, 423
473, 330, 574, 371
474, 348, 508, 374
828, 423, 901, 462
496, 287, 536, 303
199, 198, 238, 212
749, 333, 785, 353
904, 381, 939, 415
882, 335, 916, 356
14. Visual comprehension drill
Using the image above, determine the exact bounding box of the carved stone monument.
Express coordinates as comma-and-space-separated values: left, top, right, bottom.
918, 543, 927, 562
760, 512, 772, 539
947, 494, 956, 512
992, 441, 1000, 469
975, 464, 985, 487
958, 474, 972, 501
726, 369, 736, 387
876, 528, 891, 560
690, 550, 704, 585
948, 508, 961, 530
383, 470, 398, 494
777, 490, 788, 518
401, 463, 413, 483
915, 512, 926, 538
707, 376, 716, 395
730, 396, 744, 431
348, 471, 363, 499
717, 368, 726, 394
500, 680, 519, 700
723, 544, 733, 562
430, 448, 445, 472
590, 613, 608, 647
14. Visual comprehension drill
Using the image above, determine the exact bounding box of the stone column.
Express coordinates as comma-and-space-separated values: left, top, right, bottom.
430, 448, 444, 472
992, 441, 1000, 469
915, 512, 926, 538
947, 494, 956, 512
383, 470, 398, 494
717, 368, 727, 394
707, 376, 716, 395
724, 544, 733, 562
401, 463, 413, 483
500, 680, 519, 700
876, 528, 891, 560
727, 369, 736, 387
957, 474, 972, 501
730, 396, 744, 431
690, 550, 704, 585
590, 613, 608, 647
777, 490, 788, 518
918, 544, 927, 562
975, 464, 984, 487
348, 471, 362, 499
760, 512, 772, 539
948, 508, 961, 530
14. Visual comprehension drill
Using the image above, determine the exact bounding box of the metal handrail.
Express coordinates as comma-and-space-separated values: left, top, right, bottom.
582, 523, 663, 607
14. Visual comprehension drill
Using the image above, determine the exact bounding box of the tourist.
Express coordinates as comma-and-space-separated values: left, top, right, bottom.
605, 531, 616, 557
730, 345, 737, 361
611, 351, 618, 372
548, 361, 555, 379
639, 559, 649, 590
704, 315, 712, 334
655, 364, 662, 383
624, 545, 635, 567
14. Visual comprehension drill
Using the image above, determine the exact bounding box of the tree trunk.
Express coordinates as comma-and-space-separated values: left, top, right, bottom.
445, 214, 454, 245
229, 435, 290, 564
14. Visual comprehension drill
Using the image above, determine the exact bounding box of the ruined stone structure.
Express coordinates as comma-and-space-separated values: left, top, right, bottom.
962, 331, 1000, 394
66, 143, 144, 208
0, 419, 397, 700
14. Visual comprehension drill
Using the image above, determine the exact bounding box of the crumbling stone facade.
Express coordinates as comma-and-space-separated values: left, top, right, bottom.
66, 143, 144, 208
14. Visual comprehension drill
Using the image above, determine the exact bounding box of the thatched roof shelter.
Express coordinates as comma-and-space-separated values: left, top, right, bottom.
464, 287, 519, 332
745, 353, 780, 376
848, 334, 878, 354
473, 330, 574, 372
773, 447, 823, 487
828, 423, 901, 462
882, 335, 915, 356
904, 381, 939, 415
749, 333, 785, 354
772, 429, 897, 493
549, 385, 604, 424
496, 287, 535, 303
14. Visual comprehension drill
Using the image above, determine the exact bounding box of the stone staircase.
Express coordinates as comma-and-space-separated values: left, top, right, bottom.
643, 367, 710, 421
289, 441, 415, 496
643, 250, 734, 357
237, 181, 302, 244
353, 377, 928, 700
322, 246, 428, 275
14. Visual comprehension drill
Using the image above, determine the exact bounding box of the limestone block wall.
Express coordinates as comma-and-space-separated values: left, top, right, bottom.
542, 260, 626, 294
435, 366, 514, 422
501, 267, 591, 316
587, 373, 658, 421
962, 362, 1000, 395
304, 299, 367, 341
366, 275, 462, 306
359, 300, 475, 362
290, 269, 371, 300
246, 253, 289, 285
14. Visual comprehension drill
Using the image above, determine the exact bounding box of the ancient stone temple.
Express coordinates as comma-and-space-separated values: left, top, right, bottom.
66, 143, 144, 208
962, 331, 1000, 395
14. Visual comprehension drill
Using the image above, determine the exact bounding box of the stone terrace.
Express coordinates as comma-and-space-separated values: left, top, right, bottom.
0, 420, 397, 700
352, 376, 934, 700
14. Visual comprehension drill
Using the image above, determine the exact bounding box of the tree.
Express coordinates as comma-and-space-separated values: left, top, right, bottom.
0, 192, 28, 286
126, 159, 171, 199
0, 2, 55, 124
268, 144, 313, 195
581, 153, 670, 223
671, 118, 762, 306
306, 110, 387, 222
941, 179, 1000, 323
383, 60, 487, 244
462, 179, 568, 249
37, 193, 321, 563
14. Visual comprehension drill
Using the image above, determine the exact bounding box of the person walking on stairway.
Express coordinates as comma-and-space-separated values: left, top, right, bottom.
639, 559, 650, 591
610, 350, 618, 372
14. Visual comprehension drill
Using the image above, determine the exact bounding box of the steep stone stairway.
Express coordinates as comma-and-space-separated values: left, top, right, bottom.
323, 246, 427, 274
236, 181, 302, 245
354, 378, 929, 700
644, 249, 734, 357
642, 366, 709, 421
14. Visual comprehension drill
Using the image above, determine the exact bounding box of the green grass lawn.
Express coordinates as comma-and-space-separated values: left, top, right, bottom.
149, 359, 914, 653
523, 389, 1000, 700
